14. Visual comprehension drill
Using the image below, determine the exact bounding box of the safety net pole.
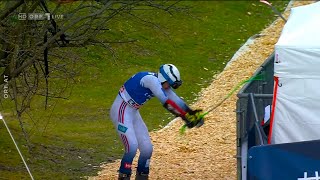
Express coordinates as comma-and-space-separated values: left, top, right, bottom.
0, 113, 34, 180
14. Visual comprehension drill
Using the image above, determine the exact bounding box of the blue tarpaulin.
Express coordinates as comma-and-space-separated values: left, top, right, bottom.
248, 140, 320, 180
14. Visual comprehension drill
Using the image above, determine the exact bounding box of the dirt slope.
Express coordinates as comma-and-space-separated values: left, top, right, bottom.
88, 1, 313, 179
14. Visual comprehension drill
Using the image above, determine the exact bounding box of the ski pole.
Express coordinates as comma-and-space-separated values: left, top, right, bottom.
179, 73, 264, 134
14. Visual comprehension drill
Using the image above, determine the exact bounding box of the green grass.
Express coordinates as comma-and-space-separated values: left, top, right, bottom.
0, 1, 289, 179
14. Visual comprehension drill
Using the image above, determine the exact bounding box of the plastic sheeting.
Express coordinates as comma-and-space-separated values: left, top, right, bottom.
270, 2, 320, 144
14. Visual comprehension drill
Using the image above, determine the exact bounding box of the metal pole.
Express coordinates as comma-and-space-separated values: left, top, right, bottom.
0, 113, 35, 180
260, 0, 287, 22
249, 93, 265, 145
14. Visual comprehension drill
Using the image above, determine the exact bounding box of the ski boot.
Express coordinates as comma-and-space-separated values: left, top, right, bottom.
118, 172, 131, 180
135, 172, 148, 180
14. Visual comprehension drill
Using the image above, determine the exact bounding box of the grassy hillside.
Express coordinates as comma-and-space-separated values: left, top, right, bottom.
0, 1, 288, 179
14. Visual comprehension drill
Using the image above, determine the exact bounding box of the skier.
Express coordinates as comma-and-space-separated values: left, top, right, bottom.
109, 64, 204, 180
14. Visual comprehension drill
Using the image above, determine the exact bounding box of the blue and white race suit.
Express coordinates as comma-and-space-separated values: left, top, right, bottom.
109, 71, 190, 175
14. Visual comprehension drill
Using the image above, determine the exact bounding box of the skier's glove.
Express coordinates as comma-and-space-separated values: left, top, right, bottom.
184, 109, 204, 128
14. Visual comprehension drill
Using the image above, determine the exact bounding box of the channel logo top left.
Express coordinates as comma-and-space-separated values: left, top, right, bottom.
18, 13, 63, 21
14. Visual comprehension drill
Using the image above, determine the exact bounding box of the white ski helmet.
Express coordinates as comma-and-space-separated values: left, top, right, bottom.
158, 64, 182, 89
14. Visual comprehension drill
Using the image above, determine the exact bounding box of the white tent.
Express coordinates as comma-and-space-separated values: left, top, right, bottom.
269, 1, 320, 144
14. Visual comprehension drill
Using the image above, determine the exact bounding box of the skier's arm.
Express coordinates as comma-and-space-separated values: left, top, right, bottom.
142, 75, 203, 128
141, 75, 187, 117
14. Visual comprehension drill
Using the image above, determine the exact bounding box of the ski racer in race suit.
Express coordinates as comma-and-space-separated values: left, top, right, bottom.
109, 64, 204, 180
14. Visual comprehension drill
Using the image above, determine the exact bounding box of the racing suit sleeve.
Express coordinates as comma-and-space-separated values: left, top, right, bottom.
163, 88, 192, 112
141, 75, 188, 117
142, 75, 203, 127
